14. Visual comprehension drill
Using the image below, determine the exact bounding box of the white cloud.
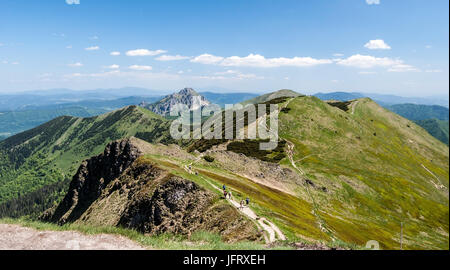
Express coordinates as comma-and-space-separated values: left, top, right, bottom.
191, 54, 224, 64
337, 54, 400, 68
66, 45, 73, 49
364, 39, 391, 50
191, 53, 332, 67
333, 53, 344, 57
155, 54, 190, 61
177, 70, 184, 74
388, 64, 419, 72
339, 54, 419, 72
106, 64, 120, 69
425, 45, 432, 49
129, 65, 152, 71
66, 0, 80, 4
221, 54, 332, 67
85, 46, 99, 51
11, 62, 19, 65
68, 62, 83, 67
366, 0, 380, 5
110, 51, 121, 56
425, 69, 442, 73
126, 49, 167, 56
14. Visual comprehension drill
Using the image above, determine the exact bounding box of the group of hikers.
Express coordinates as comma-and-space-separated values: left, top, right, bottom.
222, 184, 250, 210
187, 165, 250, 209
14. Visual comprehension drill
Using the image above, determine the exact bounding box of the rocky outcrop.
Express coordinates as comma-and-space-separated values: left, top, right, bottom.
42, 138, 261, 242
42, 138, 145, 224
143, 88, 211, 116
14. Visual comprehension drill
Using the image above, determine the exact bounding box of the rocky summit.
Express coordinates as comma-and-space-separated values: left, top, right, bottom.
143, 88, 211, 116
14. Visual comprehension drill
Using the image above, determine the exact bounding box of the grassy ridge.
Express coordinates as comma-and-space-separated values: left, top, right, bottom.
278, 96, 449, 249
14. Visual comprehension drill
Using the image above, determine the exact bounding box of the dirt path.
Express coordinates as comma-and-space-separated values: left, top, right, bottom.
0, 224, 146, 250
184, 160, 286, 243
285, 139, 333, 236
421, 164, 446, 190
350, 100, 359, 115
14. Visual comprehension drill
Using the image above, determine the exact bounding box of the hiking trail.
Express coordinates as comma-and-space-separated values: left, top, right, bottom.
184, 158, 286, 243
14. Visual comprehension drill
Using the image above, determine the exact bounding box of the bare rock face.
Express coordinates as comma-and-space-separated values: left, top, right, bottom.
118, 176, 214, 234
42, 138, 145, 224
144, 88, 211, 116
42, 138, 261, 242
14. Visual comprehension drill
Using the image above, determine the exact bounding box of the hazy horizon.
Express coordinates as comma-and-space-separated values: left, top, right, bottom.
0, 86, 448, 100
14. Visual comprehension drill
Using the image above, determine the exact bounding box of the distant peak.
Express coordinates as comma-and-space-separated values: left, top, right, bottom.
178, 88, 199, 96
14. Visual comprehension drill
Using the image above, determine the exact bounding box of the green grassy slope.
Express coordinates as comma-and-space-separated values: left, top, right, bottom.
278, 96, 449, 249
0, 106, 173, 216
414, 119, 449, 145
241, 89, 302, 105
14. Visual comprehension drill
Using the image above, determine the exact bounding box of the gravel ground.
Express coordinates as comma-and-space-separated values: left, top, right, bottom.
0, 224, 147, 250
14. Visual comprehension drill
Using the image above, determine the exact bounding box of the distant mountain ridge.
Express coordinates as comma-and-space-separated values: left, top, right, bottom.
385, 104, 449, 121
414, 119, 449, 145
314, 92, 449, 107
0, 87, 164, 111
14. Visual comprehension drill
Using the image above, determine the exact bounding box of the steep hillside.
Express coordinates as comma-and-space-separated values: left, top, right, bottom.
42, 138, 262, 243
414, 119, 449, 145
277, 96, 448, 249
0, 106, 174, 217
142, 88, 210, 116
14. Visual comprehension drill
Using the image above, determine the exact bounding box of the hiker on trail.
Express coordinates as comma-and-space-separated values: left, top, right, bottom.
189, 165, 192, 170
246, 197, 250, 207
228, 190, 232, 199
222, 184, 226, 191
224, 190, 228, 199
240, 200, 244, 209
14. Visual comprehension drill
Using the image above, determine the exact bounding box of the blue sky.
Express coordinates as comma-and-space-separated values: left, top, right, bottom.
0, 0, 448, 96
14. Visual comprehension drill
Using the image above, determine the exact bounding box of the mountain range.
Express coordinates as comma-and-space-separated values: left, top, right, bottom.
0, 89, 448, 249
